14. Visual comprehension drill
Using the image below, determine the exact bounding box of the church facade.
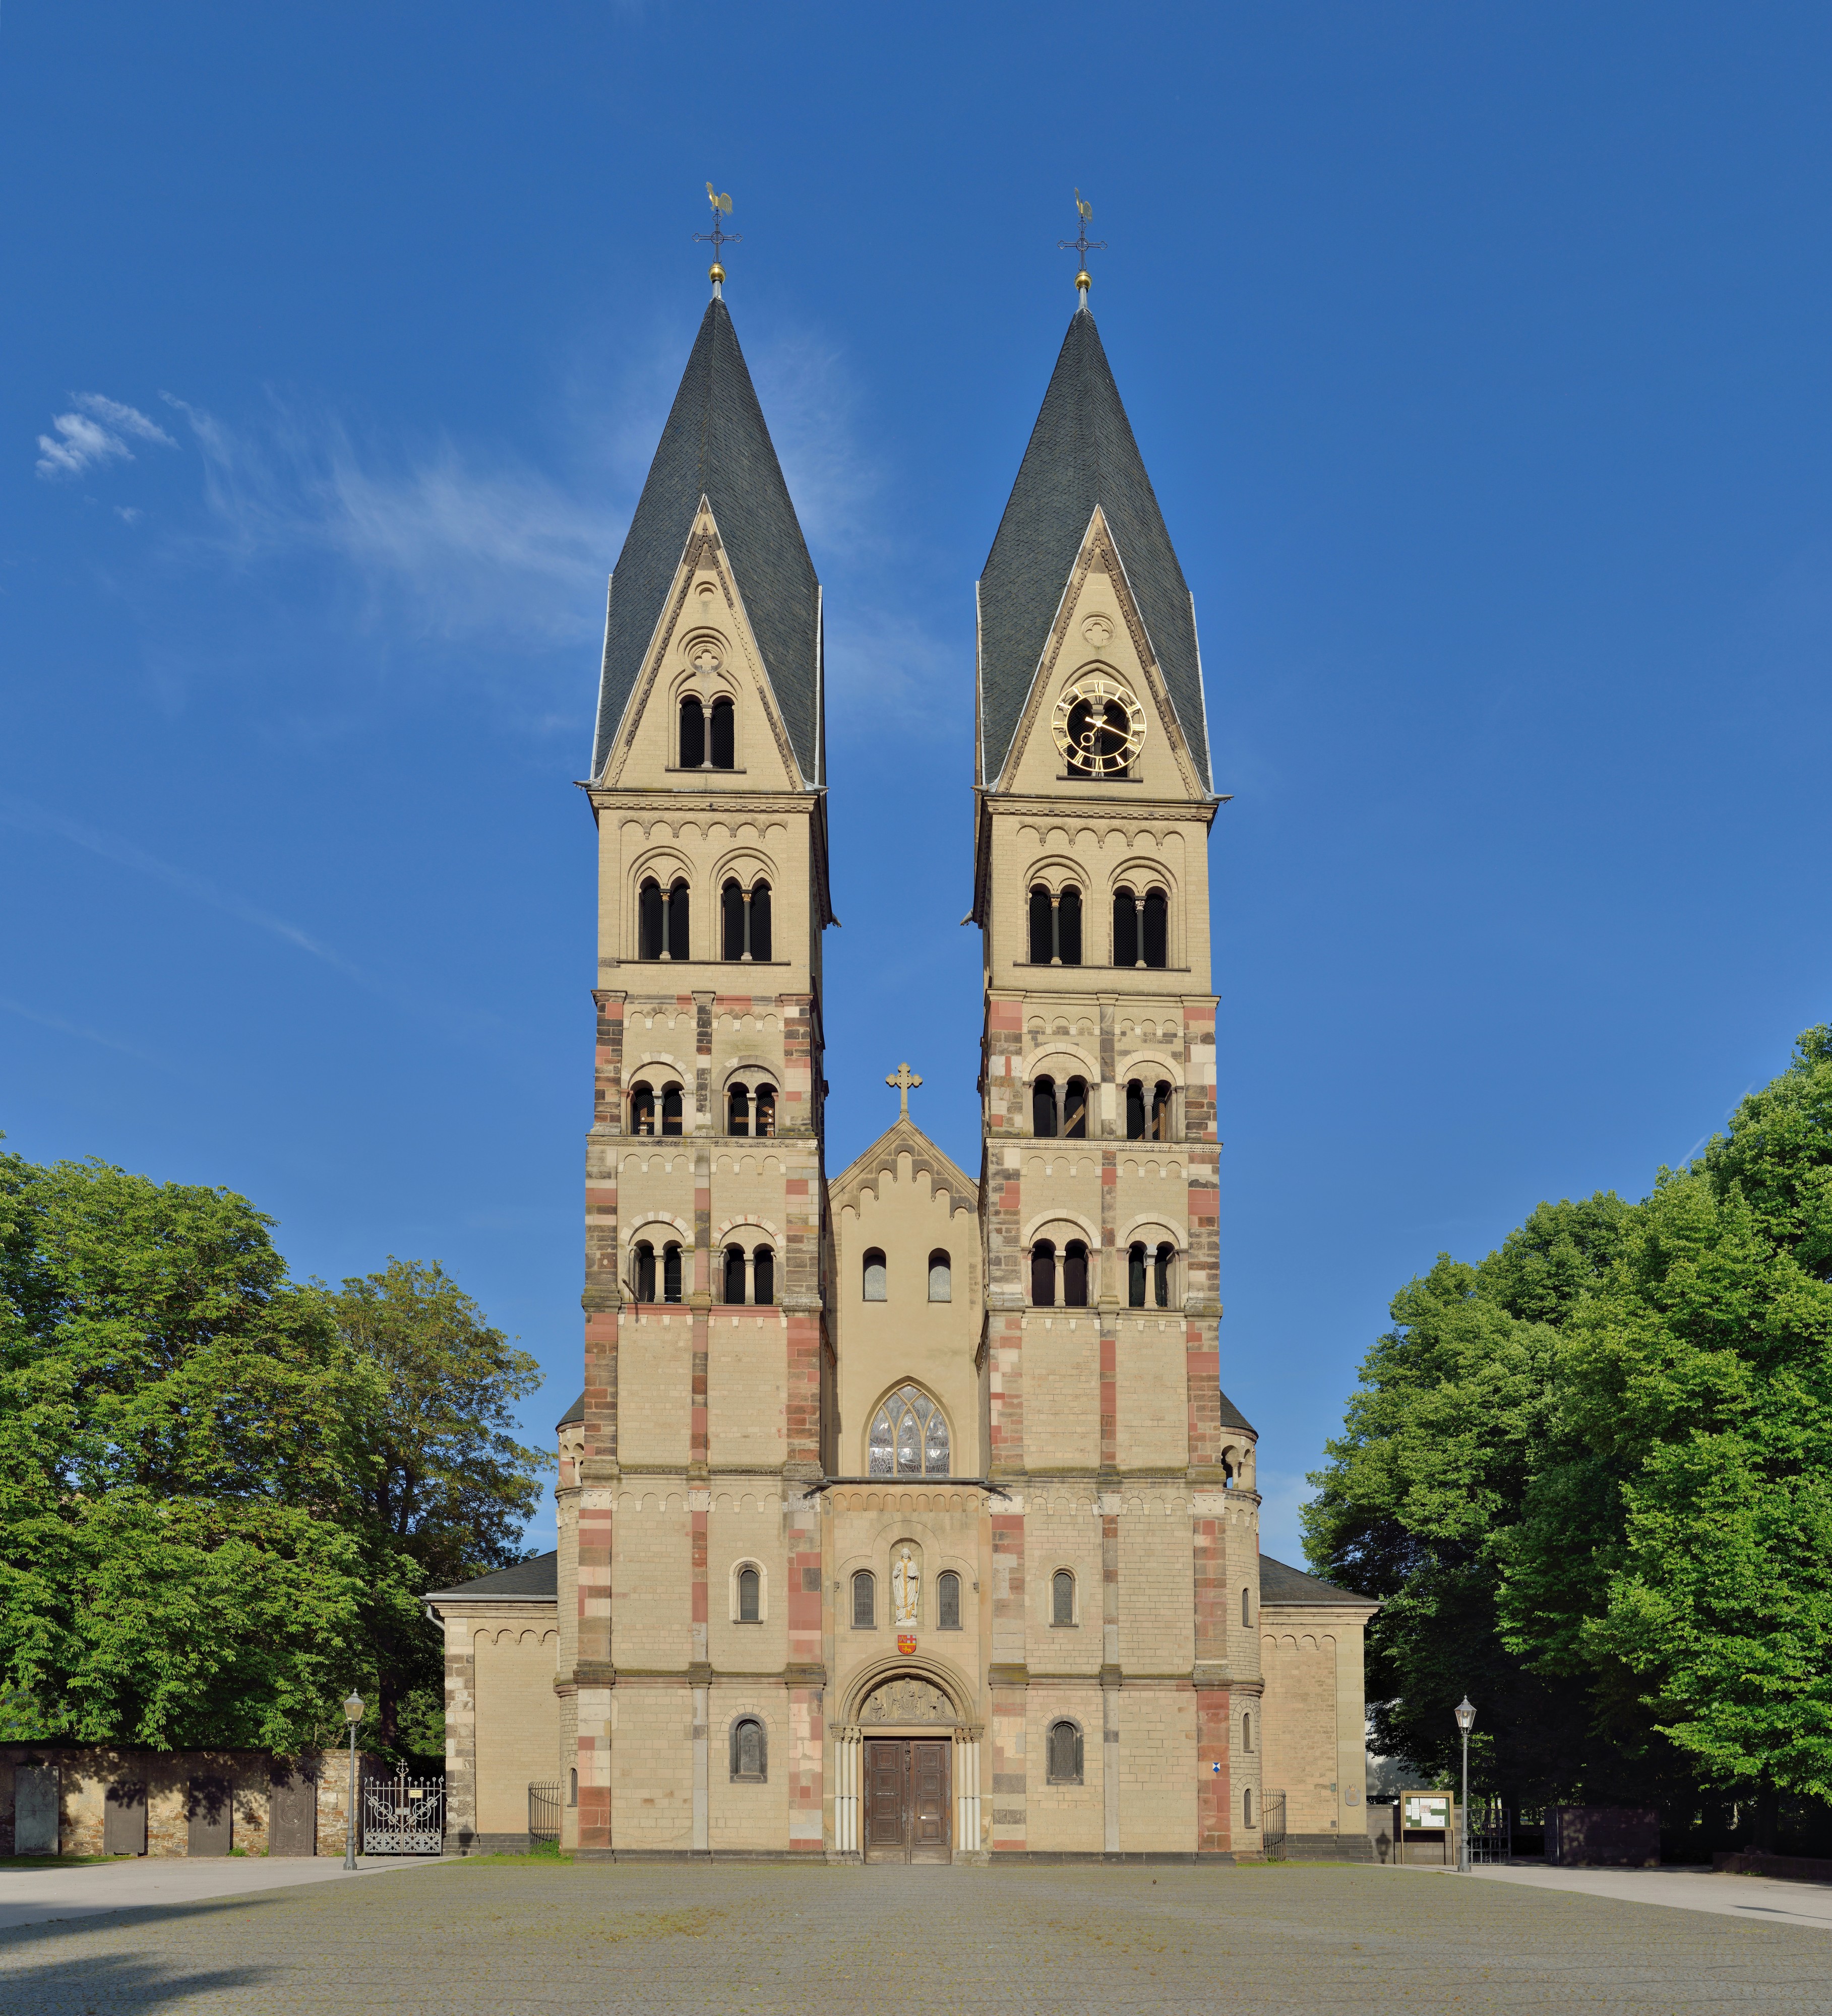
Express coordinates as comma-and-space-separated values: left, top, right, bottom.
429, 265, 1375, 1863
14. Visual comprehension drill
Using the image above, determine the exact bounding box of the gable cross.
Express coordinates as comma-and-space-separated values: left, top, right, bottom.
886, 1061, 923, 1119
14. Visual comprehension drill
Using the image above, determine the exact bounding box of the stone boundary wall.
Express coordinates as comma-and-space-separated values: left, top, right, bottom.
0, 1745, 381, 1859
1714, 1849, 1832, 1885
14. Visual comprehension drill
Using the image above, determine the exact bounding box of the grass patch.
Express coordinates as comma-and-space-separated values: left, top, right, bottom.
441, 1845, 576, 1868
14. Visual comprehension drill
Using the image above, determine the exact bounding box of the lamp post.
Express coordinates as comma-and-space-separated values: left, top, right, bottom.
1454, 1696, 1476, 1871
342, 1693, 364, 1871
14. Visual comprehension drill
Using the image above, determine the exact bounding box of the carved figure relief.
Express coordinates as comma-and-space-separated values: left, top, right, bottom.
860, 1676, 954, 1725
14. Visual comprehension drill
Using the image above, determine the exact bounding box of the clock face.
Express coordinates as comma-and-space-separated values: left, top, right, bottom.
1052, 674, 1147, 778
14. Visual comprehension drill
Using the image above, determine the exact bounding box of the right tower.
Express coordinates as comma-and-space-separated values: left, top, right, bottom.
971, 278, 1263, 1856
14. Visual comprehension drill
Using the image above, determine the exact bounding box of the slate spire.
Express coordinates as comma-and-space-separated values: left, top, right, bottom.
591, 297, 821, 784
976, 303, 1210, 790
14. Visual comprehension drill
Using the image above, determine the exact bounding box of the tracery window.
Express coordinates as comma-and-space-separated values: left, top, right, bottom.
867, 1385, 950, 1477
937, 1569, 961, 1630
730, 1716, 766, 1782
1047, 1719, 1083, 1785
1051, 1568, 1076, 1626
851, 1570, 876, 1629
862, 1248, 887, 1301
927, 1250, 951, 1302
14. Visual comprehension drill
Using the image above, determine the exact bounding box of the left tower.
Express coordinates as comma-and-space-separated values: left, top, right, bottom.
558, 282, 835, 1857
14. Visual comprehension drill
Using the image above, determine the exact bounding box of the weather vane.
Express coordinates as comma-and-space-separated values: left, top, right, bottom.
695, 185, 741, 297
1058, 188, 1107, 299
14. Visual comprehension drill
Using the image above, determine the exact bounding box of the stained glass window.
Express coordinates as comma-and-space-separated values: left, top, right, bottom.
867, 1385, 950, 1477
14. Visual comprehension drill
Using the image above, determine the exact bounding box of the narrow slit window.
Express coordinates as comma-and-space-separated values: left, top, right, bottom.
1142, 887, 1168, 968
1028, 886, 1053, 965
1244, 1786, 1253, 1826
662, 1242, 683, 1304
752, 1245, 774, 1305
709, 695, 735, 769
679, 695, 705, 769
1063, 1076, 1088, 1139
638, 879, 663, 961
1057, 886, 1082, 965
1128, 1241, 1147, 1308
1155, 1242, 1175, 1309
1113, 886, 1138, 968
937, 1570, 961, 1629
749, 881, 771, 961
1125, 1078, 1145, 1140
721, 879, 745, 960
1243, 1712, 1253, 1754
851, 1570, 876, 1629
1062, 1239, 1089, 1308
1242, 1588, 1251, 1628
737, 1566, 760, 1623
727, 1082, 750, 1135
666, 879, 691, 962
1032, 1075, 1057, 1138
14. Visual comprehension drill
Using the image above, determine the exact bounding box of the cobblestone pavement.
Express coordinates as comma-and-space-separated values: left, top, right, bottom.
2, 1859, 1826, 2014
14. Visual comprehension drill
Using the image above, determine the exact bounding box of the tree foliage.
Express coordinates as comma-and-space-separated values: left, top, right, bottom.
1306, 1028, 1832, 1818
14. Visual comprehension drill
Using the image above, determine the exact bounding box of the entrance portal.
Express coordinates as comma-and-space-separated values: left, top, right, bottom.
864, 1739, 951, 1863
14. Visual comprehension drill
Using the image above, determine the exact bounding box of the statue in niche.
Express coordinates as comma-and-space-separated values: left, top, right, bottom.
892, 1545, 920, 1627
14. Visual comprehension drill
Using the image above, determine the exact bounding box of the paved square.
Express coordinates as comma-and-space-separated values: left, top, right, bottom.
2, 1860, 1826, 2013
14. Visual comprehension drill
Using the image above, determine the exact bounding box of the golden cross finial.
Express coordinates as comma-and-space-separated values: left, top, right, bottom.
886, 1061, 923, 1118
695, 184, 741, 296
1057, 187, 1107, 299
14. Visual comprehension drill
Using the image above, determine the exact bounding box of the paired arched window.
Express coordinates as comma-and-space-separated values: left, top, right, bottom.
1033, 1240, 1089, 1308
1124, 1079, 1175, 1142
1051, 1568, 1076, 1626
680, 694, 737, 771
1046, 1719, 1083, 1785
729, 1716, 766, 1782
862, 1248, 887, 1301
851, 1570, 876, 1629
721, 1243, 775, 1305
720, 878, 772, 961
928, 1250, 951, 1302
1126, 1240, 1177, 1309
1031, 1076, 1088, 1139
867, 1385, 950, 1477
1028, 884, 1082, 965
631, 1237, 685, 1305
726, 1081, 775, 1137
937, 1569, 961, 1630
638, 876, 691, 961
737, 1566, 760, 1622
1112, 885, 1169, 968
630, 1079, 685, 1138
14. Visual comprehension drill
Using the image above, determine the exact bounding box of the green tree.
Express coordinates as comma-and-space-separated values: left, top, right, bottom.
0, 1154, 411, 1749
331, 1258, 549, 1751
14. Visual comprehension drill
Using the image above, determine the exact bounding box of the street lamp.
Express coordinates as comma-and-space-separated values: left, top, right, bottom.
1454, 1696, 1476, 1871
342, 1693, 365, 1871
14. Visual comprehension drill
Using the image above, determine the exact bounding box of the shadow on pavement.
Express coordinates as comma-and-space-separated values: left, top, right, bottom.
0, 1946, 271, 2012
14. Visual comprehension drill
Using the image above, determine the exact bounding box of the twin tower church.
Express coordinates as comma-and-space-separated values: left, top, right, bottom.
428, 243, 1375, 1863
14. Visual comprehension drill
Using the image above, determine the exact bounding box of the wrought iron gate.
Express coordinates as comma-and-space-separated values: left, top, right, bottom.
528, 1781, 562, 1846
1261, 1790, 1288, 1862
1469, 1799, 1509, 1864
362, 1773, 444, 1855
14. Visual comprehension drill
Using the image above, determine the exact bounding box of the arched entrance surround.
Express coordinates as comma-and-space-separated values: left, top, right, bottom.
833, 1657, 982, 1862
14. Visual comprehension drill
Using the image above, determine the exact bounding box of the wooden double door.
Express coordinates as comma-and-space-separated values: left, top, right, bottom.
864, 1739, 951, 1863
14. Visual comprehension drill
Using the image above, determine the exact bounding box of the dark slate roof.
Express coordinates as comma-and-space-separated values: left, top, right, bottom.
557, 1390, 585, 1428
425, 1551, 559, 1603
1216, 1385, 1255, 1434
1259, 1554, 1377, 1609
591, 297, 821, 784
978, 303, 1210, 790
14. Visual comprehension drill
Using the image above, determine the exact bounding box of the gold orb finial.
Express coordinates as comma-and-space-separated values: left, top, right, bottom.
709, 261, 725, 285
1076, 269, 1091, 293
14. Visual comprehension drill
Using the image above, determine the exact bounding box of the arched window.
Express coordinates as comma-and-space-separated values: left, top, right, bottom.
1063, 1076, 1088, 1139
631, 1081, 656, 1136
927, 1250, 951, 1302
679, 695, 705, 769
1125, 1078, 1146, 1140
667, 878, 690, 962
1051, 1569, 1076, 1626
1151, 1081, 1174, 1142
937, 1569, 961, 1630
730, 1716, 766, 1782
1057, 886, 1082, 965
753, 1085, 775, 1137
1127, 1241, 1147, 1308
1113, 886, 1138, 968
851, 1570, 876, 1629
1243, 1711, 1253, 1754
1244, 1786, 1254, 1826
727, 1082, 750, 1135
749, 881, 771, 961
1047, 1719, 1083, 1785
721, 879, 745, 960
862, 1248, 887, 1301
1062, 1239, 1089, 1308
632, 1240, 656, 1303
867, 1385, 950, 1477
1028, 885, 1053, 965
1030, 1239, 1057, 1307
737, 1566, 760, 1623
1142, 887, 1168, 969
1154, 1242, 1175, 1309
638, 878, 664, 961
1032, 1074, 1057, 1138
752, 1245, 774, 1305
662, 1242, 683, 1304
723, 1243, 746, 1304
568, 1768, 577, 1807
660, 1083, 684, 1136
709, 695, 735, 769
1242, 1587, 1252, 1628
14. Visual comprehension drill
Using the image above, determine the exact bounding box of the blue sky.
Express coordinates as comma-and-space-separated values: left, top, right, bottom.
5, 4, 1831, 1560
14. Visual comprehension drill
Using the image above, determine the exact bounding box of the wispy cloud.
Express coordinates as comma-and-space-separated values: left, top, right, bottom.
0, 996, 169, 1067
35, 392, 176, 479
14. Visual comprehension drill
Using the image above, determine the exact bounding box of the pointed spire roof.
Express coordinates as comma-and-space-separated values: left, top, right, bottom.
592, 297, 821, 783
977, 304, 1210, 789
